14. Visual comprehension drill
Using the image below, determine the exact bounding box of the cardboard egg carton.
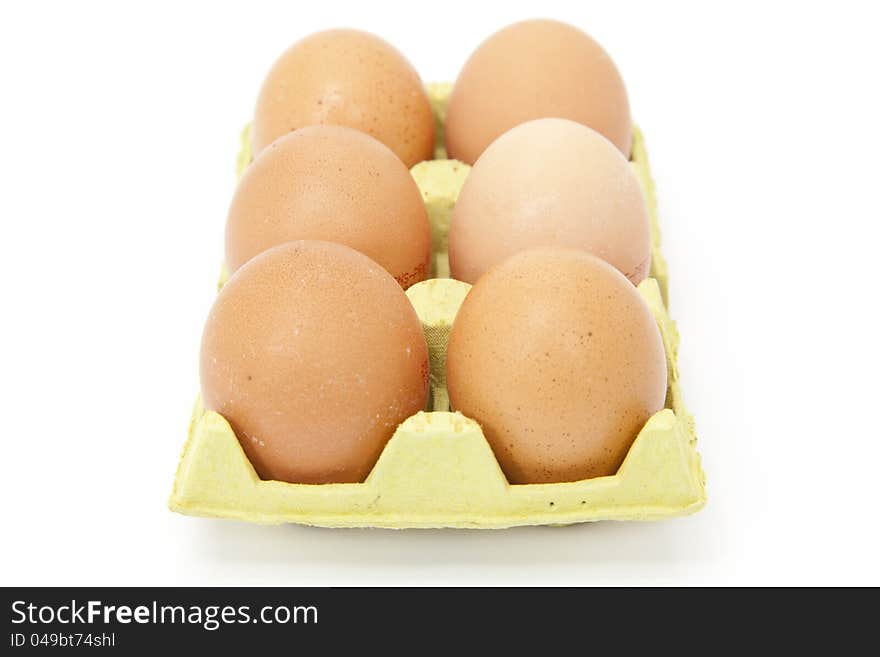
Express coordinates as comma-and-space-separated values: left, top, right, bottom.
168, 83, 706, 528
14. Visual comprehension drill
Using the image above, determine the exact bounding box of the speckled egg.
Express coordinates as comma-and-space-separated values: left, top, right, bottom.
446, 248, 667, 484
445, 19, 632, 164
200, 241, 430, 484
225, 125, 431, 288
252, 29, 434, 167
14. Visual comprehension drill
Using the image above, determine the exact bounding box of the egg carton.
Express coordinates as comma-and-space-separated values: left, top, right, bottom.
168, 83, 706, 528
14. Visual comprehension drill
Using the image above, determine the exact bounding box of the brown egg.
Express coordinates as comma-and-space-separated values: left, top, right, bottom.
449, 118, 650, 286
225, 125, 431, 288
200, 241, 430, 484
446, 248, 667, 484
445, 19, 632, 164
252, 29, 434, 168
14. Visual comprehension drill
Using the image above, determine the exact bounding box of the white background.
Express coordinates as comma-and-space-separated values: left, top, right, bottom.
2, 0, 878, 586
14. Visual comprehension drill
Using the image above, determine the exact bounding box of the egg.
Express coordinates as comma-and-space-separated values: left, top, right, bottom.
448, 118, 650, 285
445, 19, 632, 164
225, 125, 431, 288
446, 248, 667, 484
252, 29, 434, 168
200, 241, 430, 484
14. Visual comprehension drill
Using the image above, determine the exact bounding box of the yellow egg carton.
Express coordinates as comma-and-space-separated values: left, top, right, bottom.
168, 83, 706, 528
